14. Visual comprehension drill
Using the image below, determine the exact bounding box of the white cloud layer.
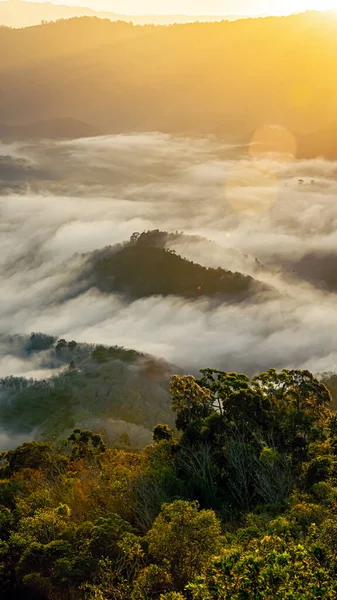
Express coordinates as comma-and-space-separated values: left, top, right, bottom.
1, 133, 337, 377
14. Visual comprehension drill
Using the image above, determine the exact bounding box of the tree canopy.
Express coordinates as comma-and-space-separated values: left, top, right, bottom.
0, 367, 337, 599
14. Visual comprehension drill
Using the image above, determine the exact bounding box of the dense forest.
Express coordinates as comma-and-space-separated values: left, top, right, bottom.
0, 334, 175, 447
84, 232, 267, 302
1, 13, 337, 157
1, 366, 337, 598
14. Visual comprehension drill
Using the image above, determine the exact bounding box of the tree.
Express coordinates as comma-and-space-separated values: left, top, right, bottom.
197, 369, 272, 437
147, 500, 222, 590
68, 429, 106, 462
170, 376, 213, 431
252, 369, 332, 462
89, 515, 133, 560
131, 564, 173, 600
153, 425, 174, 443
0, 441, 63, 477
187, 536, 337, 599
176, 444, 218, 508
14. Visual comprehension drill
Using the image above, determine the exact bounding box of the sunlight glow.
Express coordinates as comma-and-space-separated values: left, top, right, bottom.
280, 0, 337, 13
26, 0, 337, 17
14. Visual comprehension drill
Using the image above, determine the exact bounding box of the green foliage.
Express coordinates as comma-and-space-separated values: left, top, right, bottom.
89, 515, 133, 560
159, 594, 185, 600
0, 441, 66, 477
147, 500, 222, 590
187, 536, 337, 599
153, 425, 174, 443
92, 345, 141, 364
170, 375, 213, 431
68, 429, 106, 462
170, 368, 332, 509
0, 337, 174, 444
0, 366, 336, 599
90, 233, 264, 301
131, 564, 173, 600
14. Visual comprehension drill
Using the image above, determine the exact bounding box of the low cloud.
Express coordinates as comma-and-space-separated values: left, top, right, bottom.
1, 133, 337, 380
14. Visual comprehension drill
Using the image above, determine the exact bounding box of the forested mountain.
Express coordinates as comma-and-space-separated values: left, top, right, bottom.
0, 334, 175, 448
122, 230, 263, 272
1, 13, 337, 157
82, 232, 268, 302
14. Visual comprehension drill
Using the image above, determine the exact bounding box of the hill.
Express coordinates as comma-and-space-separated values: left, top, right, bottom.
133, 230, 263, 277
0, 13, 337, 157
0, 333, 175, 449
81, 232, 268, 302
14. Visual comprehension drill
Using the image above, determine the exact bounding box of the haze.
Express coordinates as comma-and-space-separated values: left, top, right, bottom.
1, 0, 337, 30
4, 0, 337, 16
0, 0, 256, 28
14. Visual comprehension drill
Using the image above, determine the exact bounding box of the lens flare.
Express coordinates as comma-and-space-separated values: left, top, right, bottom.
249, 125, 297, 159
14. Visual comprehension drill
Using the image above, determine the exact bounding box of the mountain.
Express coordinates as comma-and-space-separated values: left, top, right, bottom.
137, 230, 263, 278
0, 333, 175, 447
81, 231, 269, 303
0, 0, 244, 28
0, 12, 336, 158
0, 117, 100, 140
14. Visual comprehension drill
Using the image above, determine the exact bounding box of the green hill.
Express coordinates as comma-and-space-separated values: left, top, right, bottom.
0, 335, 175, 447
86, 232, 268, 302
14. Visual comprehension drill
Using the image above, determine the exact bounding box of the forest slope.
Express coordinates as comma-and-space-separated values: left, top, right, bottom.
1, 367, 337, 599
0, 334, 175, 449
83, 232, 268, 302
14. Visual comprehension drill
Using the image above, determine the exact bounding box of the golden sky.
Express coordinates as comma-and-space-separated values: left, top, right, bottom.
26, 0, 337, 15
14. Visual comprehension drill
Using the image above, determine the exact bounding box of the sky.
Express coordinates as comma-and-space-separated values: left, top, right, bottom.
13, 0, 337, 16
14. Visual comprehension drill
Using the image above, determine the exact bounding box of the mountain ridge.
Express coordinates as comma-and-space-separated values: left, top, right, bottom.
0, 0, 249, 28
79, 231, 270, 303
0, 12, 337, 158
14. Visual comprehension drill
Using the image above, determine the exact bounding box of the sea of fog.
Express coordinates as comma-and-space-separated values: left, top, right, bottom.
1, 132, 337, 377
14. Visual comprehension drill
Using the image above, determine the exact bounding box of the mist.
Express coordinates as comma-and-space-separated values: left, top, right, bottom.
1, 132, 337, 380
0, 0, 246, 28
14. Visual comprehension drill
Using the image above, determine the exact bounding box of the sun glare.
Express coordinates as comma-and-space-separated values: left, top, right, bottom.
292, 0, 337, 12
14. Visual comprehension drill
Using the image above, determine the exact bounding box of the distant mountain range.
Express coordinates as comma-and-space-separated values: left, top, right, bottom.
0, 0, 246, 28
3, 117, 337, 164
1, 13, 337, 159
